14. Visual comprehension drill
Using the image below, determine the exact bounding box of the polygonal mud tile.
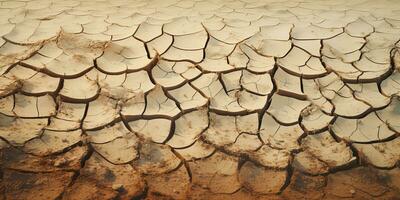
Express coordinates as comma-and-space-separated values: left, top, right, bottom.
102, 70, 155, 100
353, 137, 400, 168
208, 24, 259, 44
301, 131, 356, 169
0, 114, 47, 146
274, 68, 305, 99
254, 39, 292, 58
365, 32, 399, 50
3, 19, 60, 44
374, 19, 400, 34
167, 109, 208, 148
353, 56, 392, 82
147, 34, 173, 57
134, 22, 163, 42
120, 92, 146, 117
300, 105, 334, 133
203, 113, 238, 147
248, 145, 291, 169
162, 46, 204, 63
267, 94, 310, 125
381, 71, 400, 97
348, 83, 391, 109
260, 114, 303, 151
97, 37, 156, 74
251, 15, 280, 27
201, 15, 224, 30
0, 77, 20, 98
324, 50, 362, 63
82, 95, 120, 130
168, 83, 208, 111
23, 33, 105, 78
236, 90, 269, 111
204, 36, 236, 60
259, 24, 293, 40
134, 143, 181, 175
278, 47, 327, 78
1, 145, 87, 172
86, 122, 128, 144
221, 70, 242, 92
0, 42, 40, 73
239, 161, 287, 194
240, 44, 275, 73
92, 134, 139, 164
23, 129, 82, 156
322, 32, 365, 58
152, 60, 186, 89
104, 23, 138, 41
47, 102, 86, 131
174, 140, 215, 161
225, 133, 262, 154
81, 18, 108, 36
313, 10, 354, 28
292, 39, 321, 57
0, 22, 14, 39
198, 57, 234, 73
60, 74, 99, 102
235, 113, 259, 134
292, 151, 329, 175
192, 73, 245, 113
143, 85, 181, 117
302, 78, 332, 114
173, 30, 208, 50
363, 47, 392, 64
228, 45, 249, 69
13, 93, 56, 118
277, 47, 309, 73
189, 151, 241, 194
318, 64, 355, 91
164, 17, 204, 36
345, 19, 374, 37
62, 152, 145, 200
332, 112, 395, 143
376, 97, 400, 133
241, 70, 273, 95
173, 61, 202, 80
322, 57, 360, 81
106, 10, 147, 26
291, 24, 342, 39
20, 72, 60, 95
317, 73, 371, 117
128, 118, 172, 143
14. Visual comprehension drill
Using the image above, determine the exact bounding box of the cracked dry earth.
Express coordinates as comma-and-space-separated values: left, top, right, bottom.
1, 0, 400, 200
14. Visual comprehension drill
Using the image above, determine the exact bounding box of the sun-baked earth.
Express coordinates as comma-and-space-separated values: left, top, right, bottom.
0, 0, 400, 199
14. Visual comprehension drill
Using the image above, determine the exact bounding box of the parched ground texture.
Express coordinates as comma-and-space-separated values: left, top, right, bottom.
0, 0, 400, 199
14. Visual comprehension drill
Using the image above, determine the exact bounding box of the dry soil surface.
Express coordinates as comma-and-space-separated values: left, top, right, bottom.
0, 0, 400, 199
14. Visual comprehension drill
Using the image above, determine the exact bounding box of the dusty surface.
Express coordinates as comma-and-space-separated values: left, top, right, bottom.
0, 0, 400, 199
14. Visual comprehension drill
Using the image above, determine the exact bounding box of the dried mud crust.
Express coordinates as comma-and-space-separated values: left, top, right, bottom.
0, 0, 400, 199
